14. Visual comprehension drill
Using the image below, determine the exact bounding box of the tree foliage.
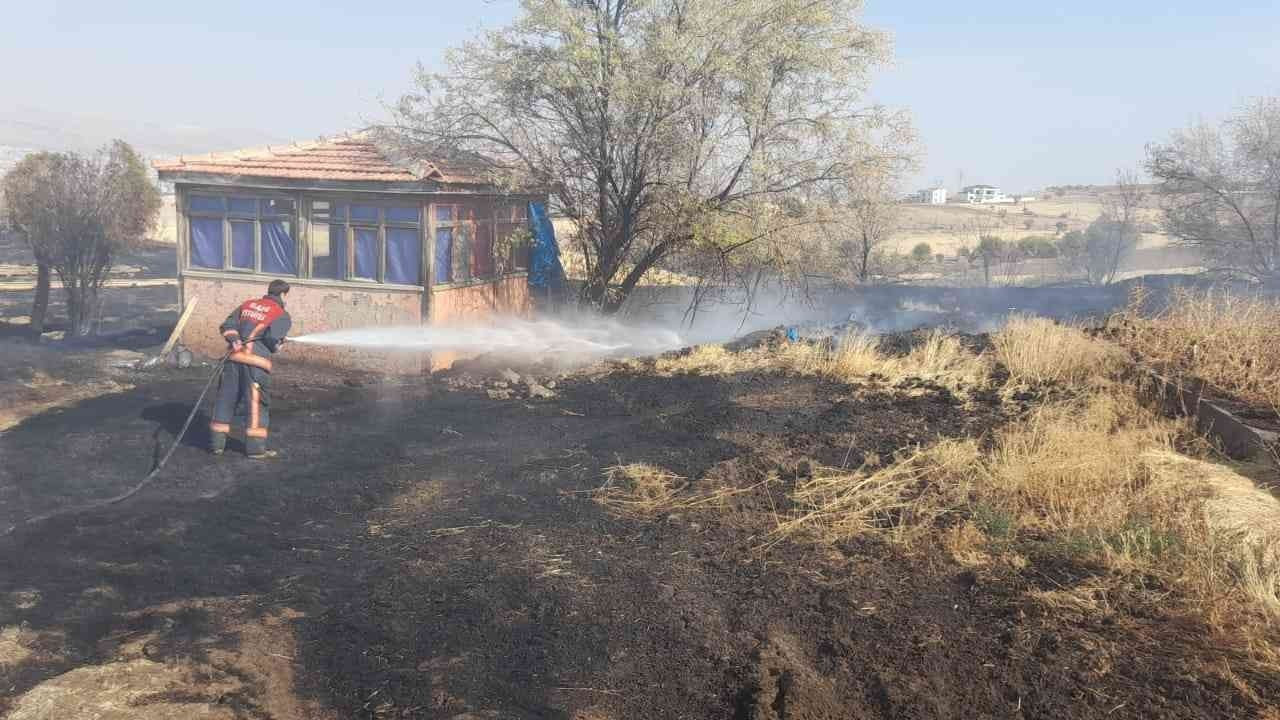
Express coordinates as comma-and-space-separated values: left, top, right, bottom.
384, 0, 913, 311
2, 141, 160, 335
1147, 96, 1280, 279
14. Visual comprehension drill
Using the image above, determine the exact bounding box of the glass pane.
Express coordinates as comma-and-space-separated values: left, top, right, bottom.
189, 217, 224, 268
353, 227, 378, 279
230, 221, 255, 269
435, 204, 454, 222
189, 195, 224, 213
261, 220, 296, 275
312, 221, 347, 279
261, 198, 295, 216
350, 204, 379, 223
330, 203, 346, 220
510, 203, 528, 222
452, 225, 472, 282
434, 228, 452, 283
385, 206, 420, 224
229, 197, 258, 215
386, 227, 421, 284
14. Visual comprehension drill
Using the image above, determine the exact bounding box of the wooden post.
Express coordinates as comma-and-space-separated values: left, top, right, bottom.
146, 296, 199, 368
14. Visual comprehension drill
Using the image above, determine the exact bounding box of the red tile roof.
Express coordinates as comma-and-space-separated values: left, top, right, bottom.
153, 135, 486, 186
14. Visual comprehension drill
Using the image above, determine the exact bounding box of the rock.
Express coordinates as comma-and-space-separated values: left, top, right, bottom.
176, 348, 194, 369
492, 380, 509, 389
545, 380, 557, 389
486, 389, 513, 400
525, 381, 556, 399
40, 330, 65, 342
499, 368, 523, 384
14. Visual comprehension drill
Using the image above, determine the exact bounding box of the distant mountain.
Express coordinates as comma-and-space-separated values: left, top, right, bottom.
0, 105, 294, 175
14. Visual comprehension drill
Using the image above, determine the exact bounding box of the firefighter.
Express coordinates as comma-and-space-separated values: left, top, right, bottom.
209, 279, 293, 458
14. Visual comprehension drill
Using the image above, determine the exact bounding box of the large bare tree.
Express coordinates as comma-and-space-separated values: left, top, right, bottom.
2, 141, 160, 336
383, 0, 913, 312
1146, 96, 1280, 279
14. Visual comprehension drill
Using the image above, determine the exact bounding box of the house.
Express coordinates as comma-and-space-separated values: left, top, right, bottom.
915, 187, 948, 205
962, 185, 1011, 204
154, 135, 545, 372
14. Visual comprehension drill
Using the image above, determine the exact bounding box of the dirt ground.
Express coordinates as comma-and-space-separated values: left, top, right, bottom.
3, 327, 1280, 719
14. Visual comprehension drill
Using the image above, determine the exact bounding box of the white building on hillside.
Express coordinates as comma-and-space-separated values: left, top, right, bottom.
962, 185, 1011, 204
915, 187, 948, 204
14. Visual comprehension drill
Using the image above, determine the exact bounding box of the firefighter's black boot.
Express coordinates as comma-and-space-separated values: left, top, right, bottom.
246, 436, 277, 459
210, 430, 227, 456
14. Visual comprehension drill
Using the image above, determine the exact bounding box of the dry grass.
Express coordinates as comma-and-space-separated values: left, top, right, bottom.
979, 392, 1177, 531
654, 344, 756, 376
593, 464, 690, 518
777, 440, 979, 544
1117, 288, 1280, 414
779, 330, 990, 389
592, 463, 762, 519
992, 315, 1124, 387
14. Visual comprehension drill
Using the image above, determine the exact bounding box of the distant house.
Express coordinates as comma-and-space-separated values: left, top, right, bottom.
962, 185, 1011, 204
915, 187, 948, 205
154, 135, 544, 372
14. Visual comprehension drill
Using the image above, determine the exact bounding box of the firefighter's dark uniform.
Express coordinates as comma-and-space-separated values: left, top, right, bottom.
209, 293, 292, 457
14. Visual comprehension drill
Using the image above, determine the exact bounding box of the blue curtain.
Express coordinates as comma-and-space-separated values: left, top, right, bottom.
190, 217, 224, 268
230, 221, 255, 269
354, 227, 378, 279
386, 227, 421, 285
261, 220, 295, 275
434, 227, 453, 283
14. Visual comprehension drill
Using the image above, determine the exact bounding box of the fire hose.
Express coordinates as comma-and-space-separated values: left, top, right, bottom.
2, 348, 235, 538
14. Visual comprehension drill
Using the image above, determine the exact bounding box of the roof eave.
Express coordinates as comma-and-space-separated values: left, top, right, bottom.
156, 169, 501, 194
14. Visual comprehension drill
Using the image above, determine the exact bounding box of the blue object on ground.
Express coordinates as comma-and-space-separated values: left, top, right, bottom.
786, 327, 799, 342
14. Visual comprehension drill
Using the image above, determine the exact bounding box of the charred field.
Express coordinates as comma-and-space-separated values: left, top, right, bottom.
2, 322, 1280, 719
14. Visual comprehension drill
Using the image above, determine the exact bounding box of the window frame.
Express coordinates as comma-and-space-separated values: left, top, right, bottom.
306, 197, 423, 286
432, 199, 530, 286
185, 191, 299, 276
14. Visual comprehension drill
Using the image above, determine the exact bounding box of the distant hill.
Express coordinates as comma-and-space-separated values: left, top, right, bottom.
0, 105, 291, 176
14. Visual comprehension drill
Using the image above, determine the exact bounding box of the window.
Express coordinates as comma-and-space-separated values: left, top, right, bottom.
308, 200, 422, 285
186, 194, 297, 275
432, 200, 529, 283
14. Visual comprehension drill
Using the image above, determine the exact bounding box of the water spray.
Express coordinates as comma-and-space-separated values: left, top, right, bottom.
289, 316, 688, 357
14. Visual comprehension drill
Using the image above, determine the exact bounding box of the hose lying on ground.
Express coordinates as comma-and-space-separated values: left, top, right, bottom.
1, 352, 231, 538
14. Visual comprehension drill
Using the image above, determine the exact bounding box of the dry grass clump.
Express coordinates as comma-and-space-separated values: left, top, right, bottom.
1118, 288, 1280, 414
1141, 449, 1280, 617
654, 344, 775, 376
776, 440, 980, 544
780, 330, 989, 388
593, 464, 690, 518
980, 392, 1177, 531
992, 315, 1124, 387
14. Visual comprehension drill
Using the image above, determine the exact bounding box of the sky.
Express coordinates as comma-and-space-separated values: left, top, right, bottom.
1, 0, 1277, 191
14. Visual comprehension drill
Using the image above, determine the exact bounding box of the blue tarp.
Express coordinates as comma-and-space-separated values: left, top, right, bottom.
261, 220, 296, 275
353, 227, 378, 279
386, 227, 421, 284
230, 221, 255, 269
527, 201, 564, 290
190, 217, 223, 269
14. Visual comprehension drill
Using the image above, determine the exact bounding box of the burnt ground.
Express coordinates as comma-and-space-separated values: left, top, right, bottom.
3, 348, 1280, 719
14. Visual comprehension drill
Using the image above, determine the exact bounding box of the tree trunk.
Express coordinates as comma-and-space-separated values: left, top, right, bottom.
30, 262, 51, 337
66, 284, 99, 337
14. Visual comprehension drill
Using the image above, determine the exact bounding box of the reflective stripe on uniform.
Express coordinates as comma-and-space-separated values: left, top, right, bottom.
229, 351, 272, 371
